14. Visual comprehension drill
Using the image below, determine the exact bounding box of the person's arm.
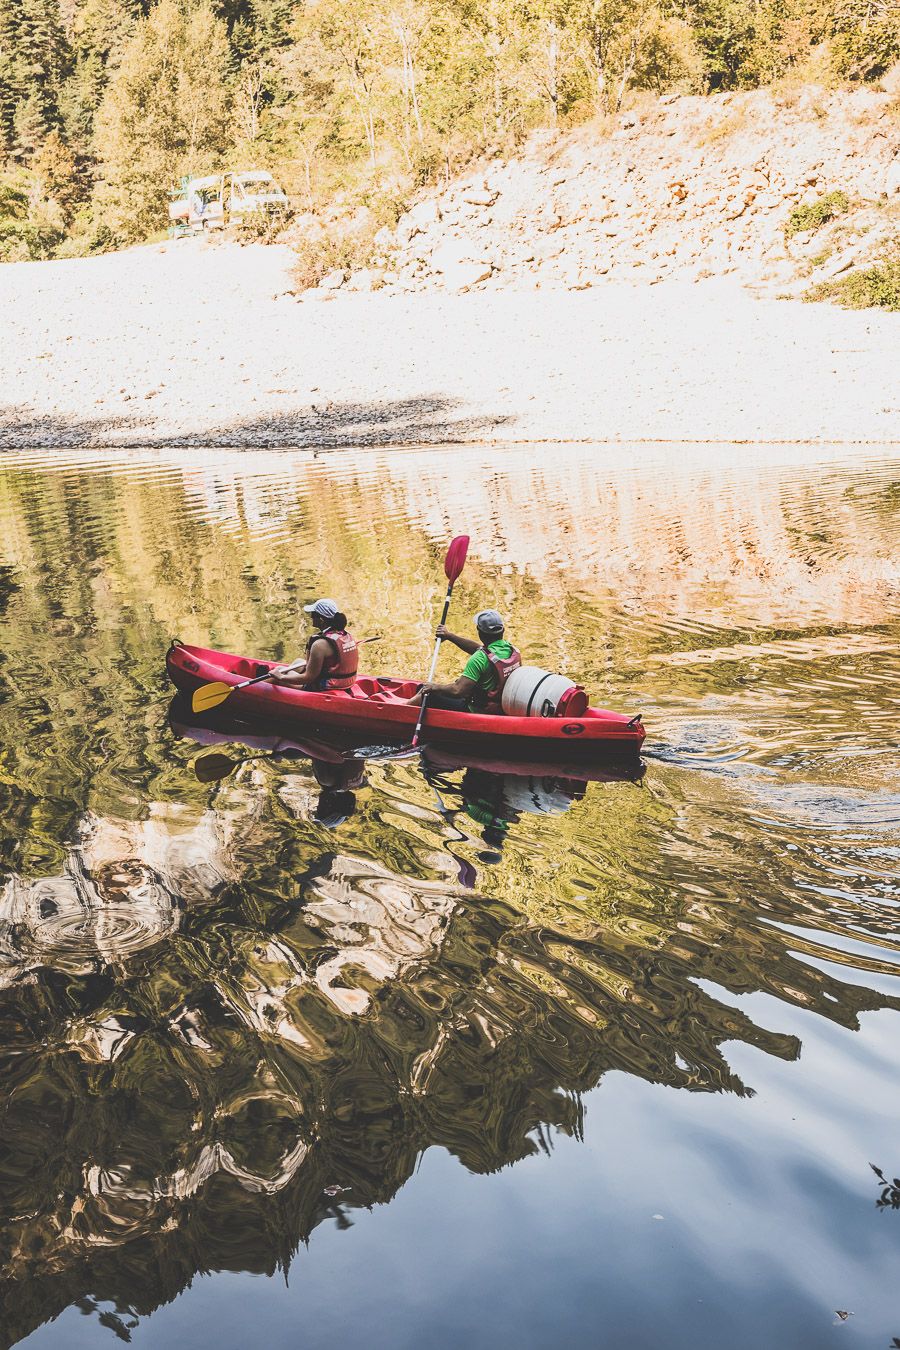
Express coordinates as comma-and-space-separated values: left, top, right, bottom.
271, 640, 328, 687
271, 656, 307, 677
427, 673, 478, 699
407, 672, 478, 706
436, 624, 479, 655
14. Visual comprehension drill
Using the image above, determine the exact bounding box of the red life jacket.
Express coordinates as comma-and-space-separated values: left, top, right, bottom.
479, 643, 522, 713
307, 627, 359, 690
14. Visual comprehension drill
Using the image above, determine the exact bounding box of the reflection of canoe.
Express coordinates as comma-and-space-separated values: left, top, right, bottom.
169, 698, 645, 785
421, 746, 644, 786
166, 643, 646, 760
168, 699, 347, 762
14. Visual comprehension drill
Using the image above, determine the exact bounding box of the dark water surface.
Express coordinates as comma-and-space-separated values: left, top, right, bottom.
1, 444, 899, 1350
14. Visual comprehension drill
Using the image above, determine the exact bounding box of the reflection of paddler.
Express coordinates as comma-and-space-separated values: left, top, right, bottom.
461, 768, 517, 853
311, 759, 366, 792
311, 757, 367, 829
460, 769, 587, 857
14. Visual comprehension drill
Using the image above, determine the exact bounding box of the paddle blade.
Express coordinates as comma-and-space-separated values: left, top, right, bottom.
444, 535, 469, 583
194, 751, 238, 783
191, 681, 234, 714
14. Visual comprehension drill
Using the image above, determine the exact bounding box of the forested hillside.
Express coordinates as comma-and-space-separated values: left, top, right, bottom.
0, 0, 897, 260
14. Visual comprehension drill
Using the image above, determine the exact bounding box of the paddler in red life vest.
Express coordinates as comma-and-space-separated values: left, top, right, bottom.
270, 598, 359, 692
406, 609, 521, 713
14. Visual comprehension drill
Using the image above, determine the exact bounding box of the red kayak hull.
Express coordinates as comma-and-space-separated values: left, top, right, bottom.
168, 702, 646, 784
166, 642, 646, 759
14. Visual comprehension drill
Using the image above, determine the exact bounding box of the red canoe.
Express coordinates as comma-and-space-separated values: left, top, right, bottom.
166, 642, 646, 759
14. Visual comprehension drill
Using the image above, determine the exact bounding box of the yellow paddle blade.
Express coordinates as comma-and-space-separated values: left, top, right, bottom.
191, 681, 235, 714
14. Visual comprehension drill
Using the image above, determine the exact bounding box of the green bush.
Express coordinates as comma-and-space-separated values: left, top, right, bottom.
0, 218, 64, 262
807, 259, 900, 309
54, 227, 116, 259
233, 208, 294, 244
0, 182, 29, 221
785, 190, 851, 238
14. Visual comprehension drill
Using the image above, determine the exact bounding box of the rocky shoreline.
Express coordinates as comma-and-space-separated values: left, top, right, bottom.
1, 254, 897, 449
310, 86, 900, 298
2, 85, 899, 452
1, 239, 898, 450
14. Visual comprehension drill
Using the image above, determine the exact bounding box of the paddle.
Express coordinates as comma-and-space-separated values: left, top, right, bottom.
339, 536, 471, 763
195, 751, 258, 783
191, 635, 383, 715
411, 534, 469, 749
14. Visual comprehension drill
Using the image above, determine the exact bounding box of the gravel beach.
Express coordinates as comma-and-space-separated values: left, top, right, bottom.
1, 239, 898, 449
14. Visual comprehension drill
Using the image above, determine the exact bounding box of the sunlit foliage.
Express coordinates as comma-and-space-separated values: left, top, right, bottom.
0, 0, 897, 252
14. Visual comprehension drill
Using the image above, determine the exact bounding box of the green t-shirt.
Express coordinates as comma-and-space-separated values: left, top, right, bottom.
462, 640, 514, 710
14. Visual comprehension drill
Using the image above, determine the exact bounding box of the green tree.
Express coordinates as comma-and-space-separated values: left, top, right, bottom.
573, 0, 674, 111
0, 0, 71, 158
632, 10, 705, 91
0, 3, 22, 155
30, 125, 85, 221
463, 0, 535, 141
61, 0, 141, 152
93, 0, 232, 240
667, 0, 757, 88
305, 0, 385, 167
829, 0, 899, 79
12, 87, 50, 158
523, 0, 584, 125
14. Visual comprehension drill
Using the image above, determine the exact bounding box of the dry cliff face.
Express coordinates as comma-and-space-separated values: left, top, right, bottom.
336, 86, 900, 295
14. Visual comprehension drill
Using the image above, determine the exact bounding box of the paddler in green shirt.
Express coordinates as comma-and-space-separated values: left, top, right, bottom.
405, 609, 522, 714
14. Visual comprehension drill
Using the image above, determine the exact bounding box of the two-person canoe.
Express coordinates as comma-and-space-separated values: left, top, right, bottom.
166, 642, 646, 759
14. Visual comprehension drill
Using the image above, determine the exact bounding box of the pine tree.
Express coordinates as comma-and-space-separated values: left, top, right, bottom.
0, 1, 25, 156
31, 125, 84, 220
0, 0, 72, 160
13, 87, 49, 157
63, 0, 141, 150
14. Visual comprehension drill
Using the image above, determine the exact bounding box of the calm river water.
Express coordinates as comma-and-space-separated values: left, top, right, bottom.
0, 443, 898, 1350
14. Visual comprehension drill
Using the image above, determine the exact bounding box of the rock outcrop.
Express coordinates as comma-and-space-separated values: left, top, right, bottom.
350, 86, 900, 295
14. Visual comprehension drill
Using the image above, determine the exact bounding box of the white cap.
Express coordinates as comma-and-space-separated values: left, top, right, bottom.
475, 608, 504, 632
303, 598, 339, 620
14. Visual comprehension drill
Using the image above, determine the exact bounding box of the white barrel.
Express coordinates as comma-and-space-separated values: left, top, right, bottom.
501, 776, 578, 815
501, 665, 577, 718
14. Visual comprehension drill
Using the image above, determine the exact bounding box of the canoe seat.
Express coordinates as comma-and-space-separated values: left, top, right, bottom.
353, 677, 382, 696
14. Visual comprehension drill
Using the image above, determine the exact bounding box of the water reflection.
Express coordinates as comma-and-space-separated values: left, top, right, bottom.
171, 700, 642, 865
0, 446, 898, 1348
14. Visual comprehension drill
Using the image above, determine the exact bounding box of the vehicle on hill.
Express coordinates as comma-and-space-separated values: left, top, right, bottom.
168, 171, 289, 235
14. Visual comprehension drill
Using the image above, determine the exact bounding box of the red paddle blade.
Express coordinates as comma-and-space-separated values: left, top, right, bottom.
444, 535, 469, 583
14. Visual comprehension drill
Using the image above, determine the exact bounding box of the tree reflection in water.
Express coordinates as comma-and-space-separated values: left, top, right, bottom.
2, 711, 897, 1348
0, 449, 898, 1347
